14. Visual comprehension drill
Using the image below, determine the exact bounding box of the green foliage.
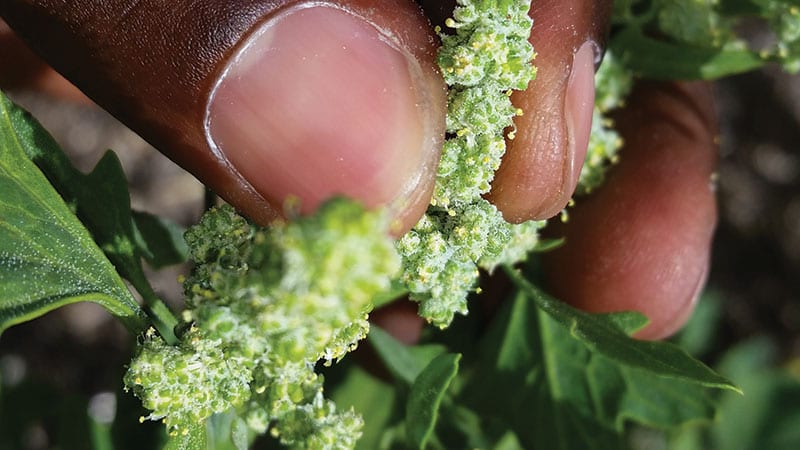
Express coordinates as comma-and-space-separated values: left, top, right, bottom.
661, 337, 800, 450
504, 266, 738, 391
0, 92, 146, 334
460, 289, 720, 449
0, 91, 186, 340
323, 285, 731, 450
405, 353, 461, 449
328, 365, 396, 450
368, 326, 448, 385
610, 0, 800, 77
132, 211, 190, 269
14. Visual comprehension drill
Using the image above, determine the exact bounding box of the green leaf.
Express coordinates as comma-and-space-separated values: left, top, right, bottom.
611, 26, 764, 79
132, 211, 189, 269
330, 364, 398, 450
406, 353, 461, 449
667, 338, 800, 450
368, 326, 447, 385
463, 291, 719, 449
504, 266, 739, 392
203, 411, 250, 450
0, 92, 176, 340
163, 422, 206, 450
0, 92, 146, 334
712, 369, 800, 450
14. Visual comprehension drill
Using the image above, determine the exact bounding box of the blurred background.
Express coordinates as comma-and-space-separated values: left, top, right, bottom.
1, 16, 800, 450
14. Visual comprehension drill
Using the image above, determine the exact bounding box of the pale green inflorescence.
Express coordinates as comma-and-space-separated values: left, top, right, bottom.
125, 200, 398, 447
398, 0, 545, 328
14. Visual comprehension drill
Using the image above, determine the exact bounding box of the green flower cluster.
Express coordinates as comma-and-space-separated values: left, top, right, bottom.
398, 0, 544, 328
754, 0, 800, 72
125, 326, 251, 430
434, 0, 536, 208
125, 200, 399, 447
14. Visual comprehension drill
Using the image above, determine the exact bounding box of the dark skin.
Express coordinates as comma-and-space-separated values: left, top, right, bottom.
0, 0, 718, 340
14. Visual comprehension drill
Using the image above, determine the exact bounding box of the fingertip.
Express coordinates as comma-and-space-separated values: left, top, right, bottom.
543, 81, 719, 340
206, 3, 445, 231
488, 1, 608, 222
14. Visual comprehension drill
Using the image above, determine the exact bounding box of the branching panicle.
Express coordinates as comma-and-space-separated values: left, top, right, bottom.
400, 0, 543, 327
126, 200, 398, 447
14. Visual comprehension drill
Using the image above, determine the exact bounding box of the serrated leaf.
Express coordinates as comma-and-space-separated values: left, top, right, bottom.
463, 290, 719, 449
163, 422, 206, 450
41, 150, 161, 302
504, 266, 739, 392
0, 92, 177, 339
406, 352, 461, 449
611, 26, 764, 79
132, 211, 189, 269
0, 92, 146, 334
4, 94, 158, 282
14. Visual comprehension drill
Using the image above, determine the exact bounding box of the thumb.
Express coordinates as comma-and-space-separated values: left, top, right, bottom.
0, 0, 446, 231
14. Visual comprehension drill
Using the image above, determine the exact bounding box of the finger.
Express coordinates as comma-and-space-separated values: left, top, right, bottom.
0, 19, 88, 102
543, 81, 719, 340
0, 0, 446, 232
486, 0, 613, 222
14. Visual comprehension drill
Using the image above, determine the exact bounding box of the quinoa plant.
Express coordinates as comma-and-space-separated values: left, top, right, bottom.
3, 0, 800, 448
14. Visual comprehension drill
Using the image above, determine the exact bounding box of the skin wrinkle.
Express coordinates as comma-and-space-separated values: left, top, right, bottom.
545, 81, 717, 339
488, 0, 612, 222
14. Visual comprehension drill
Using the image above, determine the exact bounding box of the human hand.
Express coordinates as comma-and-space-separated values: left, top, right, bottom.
0, 0, 717, 340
